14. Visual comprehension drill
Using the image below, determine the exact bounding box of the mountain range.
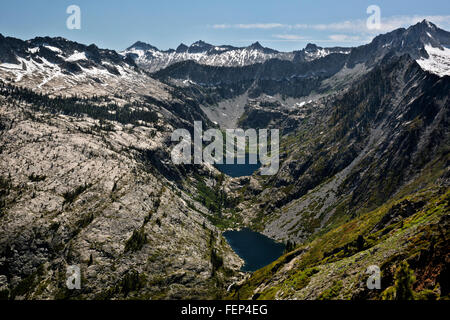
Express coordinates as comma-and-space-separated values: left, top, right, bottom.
122, 40, 351, 72
0, 20, 449, 300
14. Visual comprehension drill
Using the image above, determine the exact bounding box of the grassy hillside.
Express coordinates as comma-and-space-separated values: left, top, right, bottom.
229, 178, 449, 300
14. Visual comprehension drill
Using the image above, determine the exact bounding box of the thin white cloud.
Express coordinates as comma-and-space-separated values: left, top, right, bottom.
213, 23, 285, 29
328, 34, 362, 42
238, 23, 286, 29
273, 34, 305, 41
293, 15, 450, 33
212, 24, 230, 29
294, 21, 359, 32
375, 15, 450, 33
213, 15, 449, 46
213, 15, 450, 33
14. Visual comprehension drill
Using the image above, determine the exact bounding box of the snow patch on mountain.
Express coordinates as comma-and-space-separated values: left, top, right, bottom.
28, 47, 40, 54
122, 41, 355, 73
43, 45, 62, 53
416, 45, 450, 77
303, 48, 350, 61
122, 42, 296, 72
66, 51, 87, 62
0, 53, 168, 99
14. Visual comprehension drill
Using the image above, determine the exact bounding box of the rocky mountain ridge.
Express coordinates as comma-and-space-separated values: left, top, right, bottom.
122, 39, 351, 72
0, 19, 449, 301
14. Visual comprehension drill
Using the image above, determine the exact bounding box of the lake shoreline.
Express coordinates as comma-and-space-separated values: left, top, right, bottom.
222, 228, 285, 272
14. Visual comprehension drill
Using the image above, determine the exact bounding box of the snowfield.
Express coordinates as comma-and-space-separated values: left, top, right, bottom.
416, 45, 450, 77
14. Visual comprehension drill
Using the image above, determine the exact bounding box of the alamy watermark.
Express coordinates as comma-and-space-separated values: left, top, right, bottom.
66, 5, 81, 30
367, 5, 381, 30
171, 121, 279, 175
66, 265, 81, 290
366, 265, 381, 290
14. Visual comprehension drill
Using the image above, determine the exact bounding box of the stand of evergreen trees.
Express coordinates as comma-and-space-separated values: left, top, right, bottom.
0, 82, 158, 126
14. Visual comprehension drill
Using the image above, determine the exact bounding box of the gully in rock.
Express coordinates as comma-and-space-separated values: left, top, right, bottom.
170, 121, 279, 175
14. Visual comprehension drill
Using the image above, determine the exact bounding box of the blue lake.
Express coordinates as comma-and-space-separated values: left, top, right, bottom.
215, 154, 261, 177
223, 228, 285, 272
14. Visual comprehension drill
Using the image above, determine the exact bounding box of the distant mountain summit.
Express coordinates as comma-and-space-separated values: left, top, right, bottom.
121, 20, 450, 76
293, 43, 351, 63
0, 20, 449, 91
0, 34, 137, 74
347, 19, 450, 75
175, 43, 189, 53
188, 40, 214, 53
0, 33, 154, 95
0, 19, 449, 301
127, 41, 159, 52
122, 39, 354, 72
121, 40, 295, 72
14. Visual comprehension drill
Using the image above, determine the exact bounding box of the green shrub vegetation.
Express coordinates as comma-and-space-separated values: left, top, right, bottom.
124, 228, 148, 253
62, 183, 92, 205
231, 187, 449, 300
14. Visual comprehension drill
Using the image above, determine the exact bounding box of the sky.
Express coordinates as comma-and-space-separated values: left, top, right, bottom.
0, 0, 449, 52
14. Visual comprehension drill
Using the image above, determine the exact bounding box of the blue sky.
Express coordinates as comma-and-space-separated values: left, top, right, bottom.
0, 0, 449, 51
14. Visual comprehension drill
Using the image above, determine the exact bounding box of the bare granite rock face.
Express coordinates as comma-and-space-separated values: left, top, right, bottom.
0, 87, 243, 299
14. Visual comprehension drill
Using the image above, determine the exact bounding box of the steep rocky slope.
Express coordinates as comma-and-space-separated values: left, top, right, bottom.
249, 55, 450, 242
229, 187, 449, 300
0, 20, 449, 301
0, 79, 242, 299
227, 55, 449, 300
152, 20, 450, 129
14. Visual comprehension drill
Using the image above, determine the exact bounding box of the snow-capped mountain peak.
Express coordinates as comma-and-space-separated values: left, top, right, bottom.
176, 43, 189, 53
0, 34, 168, 97
127, 41, 159, 52
187, 40, 214, 53
120, 40, 344, 72
417, 45, 450, 77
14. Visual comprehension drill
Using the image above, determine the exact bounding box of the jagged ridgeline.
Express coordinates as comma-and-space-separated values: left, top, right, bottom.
0, 19, 449, 300
227, 55, 449, 300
